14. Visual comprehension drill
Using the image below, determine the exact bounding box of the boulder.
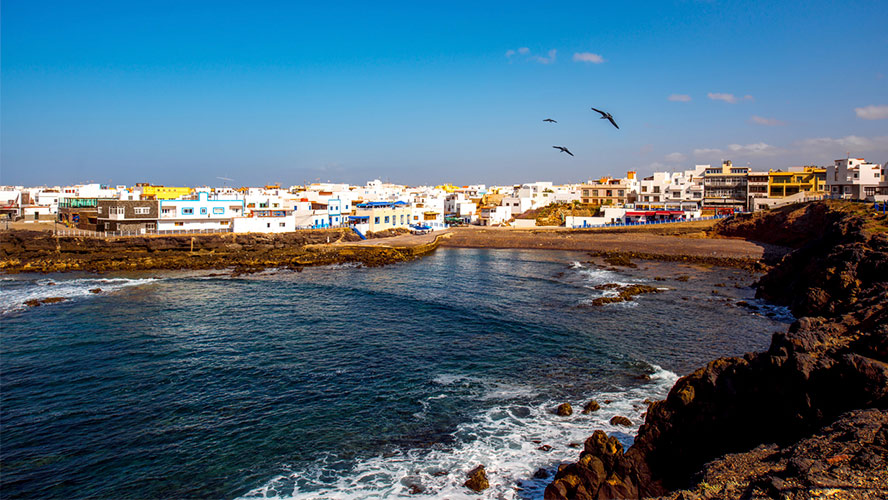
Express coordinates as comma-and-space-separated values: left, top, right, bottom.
582, 400, 600, 414
609, 416, 632, 427
464, 465, 489, 492
555, 403, 573, 416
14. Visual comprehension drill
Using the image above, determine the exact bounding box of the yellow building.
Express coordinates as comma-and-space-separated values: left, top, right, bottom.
140, 185, 193, 200
767, 166, 827, 198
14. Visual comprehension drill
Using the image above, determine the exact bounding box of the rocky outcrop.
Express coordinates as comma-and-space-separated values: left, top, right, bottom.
659, 408, 888, 500
546, 202, 888, 500
0, 229, 441, 273
588, 284, 664, 307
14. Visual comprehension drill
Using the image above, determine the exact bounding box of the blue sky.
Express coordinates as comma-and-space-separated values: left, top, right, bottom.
2, 0, 887, 187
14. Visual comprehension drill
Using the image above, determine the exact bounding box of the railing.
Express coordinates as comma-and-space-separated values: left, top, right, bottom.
570, 214, 731, 229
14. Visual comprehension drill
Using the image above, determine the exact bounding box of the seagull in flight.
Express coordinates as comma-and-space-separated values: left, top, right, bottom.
543, 118, 557, 123
590, 107, 619, 129
553, 146, 574, 156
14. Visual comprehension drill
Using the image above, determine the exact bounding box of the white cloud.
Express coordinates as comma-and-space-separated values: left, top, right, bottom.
707, 92, 738, 103
797, 135, 888, 152
694, 148, 723, 156
750, 115, 785, 126
532, 49, 557, 64
668, 94, 692, 102
727, 142, 779, 156
572, 52, 605, 63
665, 152, 686, 162
518, 47, 530, 55
854, 105, 888, 120
505, 49, 516, 58
743, 94, 755, 101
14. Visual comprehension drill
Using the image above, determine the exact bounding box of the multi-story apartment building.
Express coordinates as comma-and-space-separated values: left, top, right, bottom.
768, 166, 827, 198
96, 200, 160, 232
703, 161, 749, 211
746, 171, 770, 211
826, 157, 886, 201
158, 192, 245, 231
579, 178, 631, 206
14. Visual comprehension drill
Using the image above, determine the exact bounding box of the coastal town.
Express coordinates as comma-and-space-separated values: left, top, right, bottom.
1, 156, 885, 237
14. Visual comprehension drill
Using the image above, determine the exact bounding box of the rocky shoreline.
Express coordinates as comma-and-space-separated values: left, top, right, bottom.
545, 201, 888, 500
0, 229, 443, 274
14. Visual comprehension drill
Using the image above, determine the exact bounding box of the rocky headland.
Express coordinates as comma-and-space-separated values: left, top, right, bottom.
0, 229, 442, 274
545, 201, 888, 500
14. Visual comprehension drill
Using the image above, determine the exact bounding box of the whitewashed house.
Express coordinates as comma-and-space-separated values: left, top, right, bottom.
158, 192, 244, 231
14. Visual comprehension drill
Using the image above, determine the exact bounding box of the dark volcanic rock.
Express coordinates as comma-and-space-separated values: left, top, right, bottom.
464, 465, 489, 492
609, 416, 632, 427
555, 403, 573, 416
582, 400, 600, 414
545, 202, 888, 500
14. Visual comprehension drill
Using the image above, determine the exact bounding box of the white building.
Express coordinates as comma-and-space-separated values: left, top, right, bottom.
478, 206, 511, 226
826, 157, 886, 201
230, 211, 296, 233
158, 192, 244, 231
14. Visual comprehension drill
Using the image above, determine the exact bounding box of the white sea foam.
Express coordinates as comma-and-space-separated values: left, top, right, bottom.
242, 365, 679, 500
0, 277, 159, 315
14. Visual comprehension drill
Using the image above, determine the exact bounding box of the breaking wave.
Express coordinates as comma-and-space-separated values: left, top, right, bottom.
242, 365, 678, 500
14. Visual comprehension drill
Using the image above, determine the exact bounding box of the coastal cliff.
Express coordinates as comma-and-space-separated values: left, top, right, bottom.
0, 229, 441, 273
546, 202, 888, 500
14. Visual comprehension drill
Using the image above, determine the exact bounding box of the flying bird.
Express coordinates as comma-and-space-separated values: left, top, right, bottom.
590, 107, 619, 129
553, 146, 574, 156
543, 118, 557, 123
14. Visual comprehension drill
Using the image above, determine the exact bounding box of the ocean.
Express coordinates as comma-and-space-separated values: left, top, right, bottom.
0, 248, 792, 499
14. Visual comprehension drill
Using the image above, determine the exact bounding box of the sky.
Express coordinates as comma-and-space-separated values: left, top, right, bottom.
2, 0, 887, 187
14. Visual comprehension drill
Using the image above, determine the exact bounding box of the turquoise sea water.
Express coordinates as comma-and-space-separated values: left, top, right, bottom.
0, 248, 792, 499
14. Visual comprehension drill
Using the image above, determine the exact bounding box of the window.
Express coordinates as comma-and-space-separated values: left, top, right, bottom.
267, 223, 271, 228
182, 208, 194, 215
385, 216, 390, 223
134, 207, 150, 215
97, 207, 103, 214
174, 222, 184, 226
374, 217, 380, 224
213, 207, 224, 214
279, 222, 286, 227
220, 221, 228, 225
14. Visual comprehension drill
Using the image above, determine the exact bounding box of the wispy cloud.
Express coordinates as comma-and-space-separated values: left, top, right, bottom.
694, 148, 723, 156
797, 135, 888, 152
506, 47, 556, 64
707, 92, 737, 103
532, 49, 557, 64
750, 115, 785, 126
572, 52, 605, 63
665, 152, 687, 162
727, 142, 779, 156
743, 94, 755, 102
505, 47, 531, 60
668, 94, 692, 102
854, 105, 888, 120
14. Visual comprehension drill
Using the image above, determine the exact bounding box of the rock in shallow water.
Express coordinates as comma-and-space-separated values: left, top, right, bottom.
464, 465, 489, 492
555, 403, 573, 416
609, 415, 632, 427
582, 400, 600, 414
